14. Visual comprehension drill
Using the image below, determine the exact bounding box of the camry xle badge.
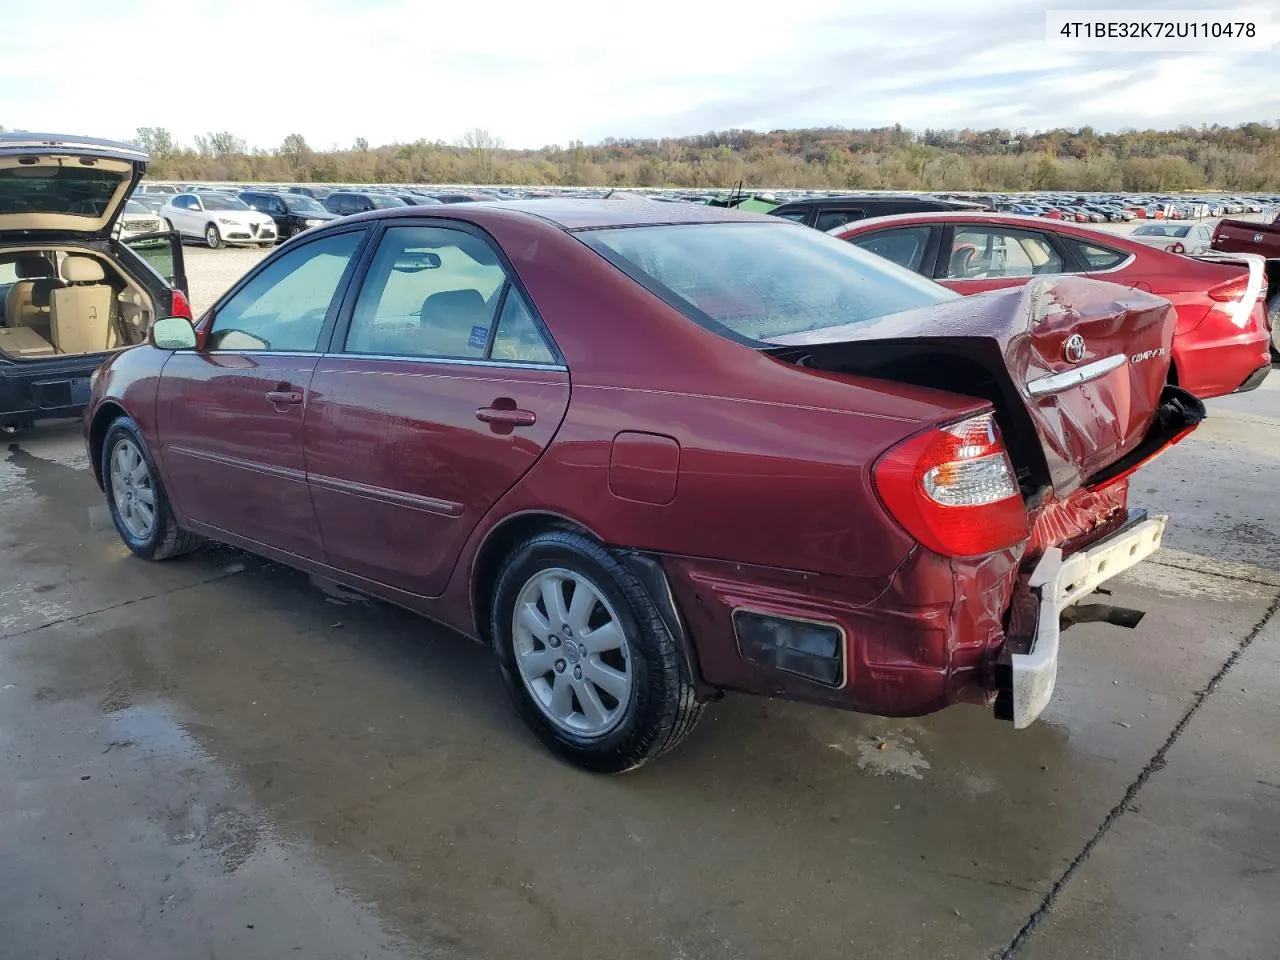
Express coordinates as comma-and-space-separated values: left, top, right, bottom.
1254, 233, 1265, 243
1062, 334, 1087, 364
1131, 347, 1169, 364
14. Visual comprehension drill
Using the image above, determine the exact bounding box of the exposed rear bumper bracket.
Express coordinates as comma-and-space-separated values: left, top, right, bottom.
995, 511, 1166, 728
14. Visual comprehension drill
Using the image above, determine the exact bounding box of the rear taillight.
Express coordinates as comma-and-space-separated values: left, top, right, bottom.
170, 289, 193, 320
873, 412, 1030, 559
1207, 275, 1249, 302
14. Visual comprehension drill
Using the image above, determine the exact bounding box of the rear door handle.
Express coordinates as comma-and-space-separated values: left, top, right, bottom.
476, 406, 536, 427
266, 389, 304, 405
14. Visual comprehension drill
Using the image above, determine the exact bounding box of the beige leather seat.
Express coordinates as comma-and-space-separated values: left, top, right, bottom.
4, 256, 61, 340
50, 256, 115, 354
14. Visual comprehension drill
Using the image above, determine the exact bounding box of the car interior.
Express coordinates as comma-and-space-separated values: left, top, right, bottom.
0, 249, 154, 359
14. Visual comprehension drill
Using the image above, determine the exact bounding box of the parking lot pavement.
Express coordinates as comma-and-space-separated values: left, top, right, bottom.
0, 371, 1277, 960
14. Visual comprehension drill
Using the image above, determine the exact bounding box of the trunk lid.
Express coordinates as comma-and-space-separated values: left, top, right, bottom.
0, 133, 148, 242
765, 276, 1198, 497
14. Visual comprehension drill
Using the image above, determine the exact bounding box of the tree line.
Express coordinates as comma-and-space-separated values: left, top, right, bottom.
48, 122, 1280, 192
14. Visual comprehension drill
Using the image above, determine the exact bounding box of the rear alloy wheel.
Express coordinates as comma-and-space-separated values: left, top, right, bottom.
205, 223, 223, 249
491, 529, 704, 773
102, 417, 204, 561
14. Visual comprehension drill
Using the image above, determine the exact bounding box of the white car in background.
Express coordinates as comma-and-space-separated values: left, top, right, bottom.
1128, 222, 1214, 255
113, 198, 166, 240
159, 191, 277, 248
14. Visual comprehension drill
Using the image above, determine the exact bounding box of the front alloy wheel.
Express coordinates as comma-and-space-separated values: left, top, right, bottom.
205, 223, 223, 249
110, 437, 156, 540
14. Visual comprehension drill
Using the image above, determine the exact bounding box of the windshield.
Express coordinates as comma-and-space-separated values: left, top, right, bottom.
124, 199, 148, 213
371, 194, 408, 209
283, 195, 326, 213
582, 221, 956, 344
201, 195, 250, 211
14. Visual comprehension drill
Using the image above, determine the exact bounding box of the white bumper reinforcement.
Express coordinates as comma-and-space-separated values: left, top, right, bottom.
1009, 515, 1168, 729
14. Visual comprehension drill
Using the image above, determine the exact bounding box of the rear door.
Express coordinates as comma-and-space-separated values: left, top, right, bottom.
305, 221, 570, 597
937, 224, 1067, 294
156, 227, 369, 559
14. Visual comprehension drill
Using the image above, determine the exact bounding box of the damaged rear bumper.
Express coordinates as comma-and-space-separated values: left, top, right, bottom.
996, 512, 1167, 729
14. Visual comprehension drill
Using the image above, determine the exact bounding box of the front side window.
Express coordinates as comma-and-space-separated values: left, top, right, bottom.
946, 227, 1062, 280
209, 230, 364, 351
582, 222, 954, 344
850, 226, 933, 273
344, 225, 508, 359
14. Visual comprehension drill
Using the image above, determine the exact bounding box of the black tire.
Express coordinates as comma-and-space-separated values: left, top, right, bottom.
205, 223, 223, 249
491, 529, 704, 773
101, 416, 204, 561
1267, 292, 1280, 363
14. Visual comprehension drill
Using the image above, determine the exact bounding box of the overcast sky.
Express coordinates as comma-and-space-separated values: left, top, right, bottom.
1, 0, 1274, 150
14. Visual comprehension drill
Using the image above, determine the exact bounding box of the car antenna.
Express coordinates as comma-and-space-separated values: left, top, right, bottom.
604, 189, 615, 199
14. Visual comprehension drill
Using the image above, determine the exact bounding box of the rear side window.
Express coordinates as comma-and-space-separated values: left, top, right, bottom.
582, 221, 955, 344
771, 209, 807, 224
1065, 239, 1130, 271
344, 225, 508, 359
849, 226, 933, 273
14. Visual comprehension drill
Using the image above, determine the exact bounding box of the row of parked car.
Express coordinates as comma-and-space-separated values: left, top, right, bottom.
126, 183, 508, 248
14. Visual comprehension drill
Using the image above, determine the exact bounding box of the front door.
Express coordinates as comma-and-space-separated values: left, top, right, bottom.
305, 223, 570, 597
156, 228, 369, 559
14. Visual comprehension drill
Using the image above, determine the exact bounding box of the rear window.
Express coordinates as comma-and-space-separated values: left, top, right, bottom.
0, 167, 122, 217
581, 222, 955, 344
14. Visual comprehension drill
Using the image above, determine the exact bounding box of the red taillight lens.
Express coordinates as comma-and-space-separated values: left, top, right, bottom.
873, 413, 1030, 558
170, 288, 193, 320
1207, 275, 1249, 302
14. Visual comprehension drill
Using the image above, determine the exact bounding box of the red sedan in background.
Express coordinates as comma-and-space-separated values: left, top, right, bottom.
85, 201, 1202, 772
831, 212, 1272, 398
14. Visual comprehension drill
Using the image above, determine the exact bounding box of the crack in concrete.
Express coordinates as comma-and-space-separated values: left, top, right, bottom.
0, 567, 246, 642
999, 589, 1280, 959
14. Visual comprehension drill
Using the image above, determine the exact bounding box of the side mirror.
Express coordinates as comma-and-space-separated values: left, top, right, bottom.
150, 315, 198, 350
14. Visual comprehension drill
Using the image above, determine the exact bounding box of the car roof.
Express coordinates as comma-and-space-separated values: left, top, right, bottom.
382, 197, 781, 230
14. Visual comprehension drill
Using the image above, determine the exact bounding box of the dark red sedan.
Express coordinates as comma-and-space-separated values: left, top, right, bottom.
831, 212, 1272, 399
84, 200, 1203, 771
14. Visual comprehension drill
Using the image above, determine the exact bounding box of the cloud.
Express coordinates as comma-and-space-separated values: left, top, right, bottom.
0, 0, 1274, 150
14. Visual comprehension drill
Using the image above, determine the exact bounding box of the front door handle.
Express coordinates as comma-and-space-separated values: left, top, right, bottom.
266, 389, 304, 405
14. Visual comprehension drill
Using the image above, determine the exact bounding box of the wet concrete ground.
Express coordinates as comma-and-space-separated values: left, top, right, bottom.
1, 380, 1277, 959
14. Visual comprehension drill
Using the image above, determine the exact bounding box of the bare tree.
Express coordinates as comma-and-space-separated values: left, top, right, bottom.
281, 133, 310, 166
459, 128, 504, 181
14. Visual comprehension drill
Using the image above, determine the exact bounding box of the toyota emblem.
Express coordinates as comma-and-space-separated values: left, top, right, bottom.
1062, 334, 1087, 364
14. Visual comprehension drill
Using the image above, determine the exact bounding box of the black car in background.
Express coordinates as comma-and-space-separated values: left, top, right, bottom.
323, 191, 409, 216
767, 193, 992, 232
240, 190, 338, 240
